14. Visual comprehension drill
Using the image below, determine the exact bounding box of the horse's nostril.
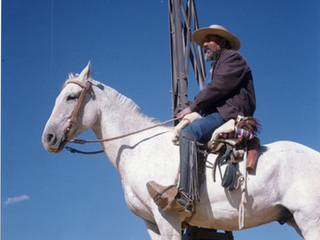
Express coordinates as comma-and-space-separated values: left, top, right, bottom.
47, 133, 57, 145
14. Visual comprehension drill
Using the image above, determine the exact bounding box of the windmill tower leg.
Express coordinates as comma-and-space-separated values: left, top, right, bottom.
168, 0, 234, 239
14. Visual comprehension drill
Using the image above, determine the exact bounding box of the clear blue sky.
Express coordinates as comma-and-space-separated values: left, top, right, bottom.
2, 0, 320, 239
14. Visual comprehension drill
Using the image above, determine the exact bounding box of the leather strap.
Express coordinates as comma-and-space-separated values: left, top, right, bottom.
64, 80, 91, 135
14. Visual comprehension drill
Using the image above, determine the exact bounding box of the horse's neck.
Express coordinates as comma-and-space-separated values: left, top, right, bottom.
90, 85, 158, 169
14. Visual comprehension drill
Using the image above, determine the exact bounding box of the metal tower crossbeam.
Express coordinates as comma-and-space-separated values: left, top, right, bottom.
168, 0, 206, 121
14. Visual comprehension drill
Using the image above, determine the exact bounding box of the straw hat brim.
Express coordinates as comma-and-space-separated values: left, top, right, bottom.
192, 26, 241, 51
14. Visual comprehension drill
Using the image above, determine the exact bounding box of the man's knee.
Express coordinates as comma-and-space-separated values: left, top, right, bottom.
179, 128, 196, 141
183, 123, 202, 141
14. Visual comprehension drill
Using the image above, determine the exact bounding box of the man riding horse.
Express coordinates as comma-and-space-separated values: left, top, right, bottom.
148, 24, 257, 215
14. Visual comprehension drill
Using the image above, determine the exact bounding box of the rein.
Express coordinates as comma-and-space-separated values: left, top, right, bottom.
63, 80, 183, 154
65, 117, 182, 154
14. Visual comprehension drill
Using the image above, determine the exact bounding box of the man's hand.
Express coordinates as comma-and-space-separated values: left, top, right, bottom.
178, 107, 192, 118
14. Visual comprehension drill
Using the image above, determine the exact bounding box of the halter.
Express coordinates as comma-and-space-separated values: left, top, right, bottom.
64, 80, 91, 136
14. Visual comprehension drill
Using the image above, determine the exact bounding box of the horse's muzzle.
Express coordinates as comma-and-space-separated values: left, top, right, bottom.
42, 131, 66, 153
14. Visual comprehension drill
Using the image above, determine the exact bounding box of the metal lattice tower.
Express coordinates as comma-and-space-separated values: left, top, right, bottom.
168, 0, 206, 124
168, 0, 234, 239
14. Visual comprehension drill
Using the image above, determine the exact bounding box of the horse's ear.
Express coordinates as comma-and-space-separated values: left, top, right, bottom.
79, 61, 91, 82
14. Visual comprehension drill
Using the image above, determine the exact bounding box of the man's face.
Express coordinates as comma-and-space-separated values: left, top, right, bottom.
203, 35, 224, 60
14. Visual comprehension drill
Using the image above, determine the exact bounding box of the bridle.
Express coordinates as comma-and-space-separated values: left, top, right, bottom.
62, 79, 183, 154
64, 80, 91, 136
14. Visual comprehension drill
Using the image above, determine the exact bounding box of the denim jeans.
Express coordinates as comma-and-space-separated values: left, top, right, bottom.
184, 111, 225, 143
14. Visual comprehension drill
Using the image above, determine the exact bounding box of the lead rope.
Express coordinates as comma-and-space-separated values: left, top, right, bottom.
65, 116, 183, 154
239, 146, 248, 229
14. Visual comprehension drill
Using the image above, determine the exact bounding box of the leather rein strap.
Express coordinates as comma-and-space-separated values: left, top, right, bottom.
64, 80, 91, 135
66, 116, 183, 155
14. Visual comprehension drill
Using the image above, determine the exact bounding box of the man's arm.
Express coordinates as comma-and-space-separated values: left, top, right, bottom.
189, 51, 249, 112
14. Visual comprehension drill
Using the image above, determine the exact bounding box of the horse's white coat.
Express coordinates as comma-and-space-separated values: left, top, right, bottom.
42, 63, 320, 240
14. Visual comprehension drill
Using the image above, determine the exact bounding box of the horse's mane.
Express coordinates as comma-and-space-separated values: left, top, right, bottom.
64, 74, 160, 124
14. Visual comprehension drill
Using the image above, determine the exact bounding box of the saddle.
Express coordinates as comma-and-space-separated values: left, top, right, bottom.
205, 136, 260, 191
206, 116, 260, 190
177, 115, 261, 191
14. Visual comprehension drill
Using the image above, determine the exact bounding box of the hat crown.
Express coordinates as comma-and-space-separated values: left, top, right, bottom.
192, 24, 241, 51
208, 25, 228, 33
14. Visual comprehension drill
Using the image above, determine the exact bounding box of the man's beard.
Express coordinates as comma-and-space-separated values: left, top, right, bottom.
205, 45, 221, 61
205, 51, 214, 61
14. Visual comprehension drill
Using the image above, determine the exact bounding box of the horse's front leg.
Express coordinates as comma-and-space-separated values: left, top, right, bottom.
145, 220, 162, 240
151, 210, 183, 240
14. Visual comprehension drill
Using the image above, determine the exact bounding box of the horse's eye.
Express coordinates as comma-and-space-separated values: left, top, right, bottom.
67, 95, 77, 101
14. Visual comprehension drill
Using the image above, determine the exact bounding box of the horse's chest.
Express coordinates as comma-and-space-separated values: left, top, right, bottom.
122, 184, 153, 221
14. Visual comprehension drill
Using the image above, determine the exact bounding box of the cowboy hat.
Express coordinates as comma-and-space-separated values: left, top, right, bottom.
192, 25, 241, 51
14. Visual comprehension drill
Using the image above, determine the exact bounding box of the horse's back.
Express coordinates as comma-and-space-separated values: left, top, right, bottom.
261, 141, 320, 239
255, 141, 320, 193
269, 140, 320, 182
259, 140, 320, 174
255, 141, 320, 220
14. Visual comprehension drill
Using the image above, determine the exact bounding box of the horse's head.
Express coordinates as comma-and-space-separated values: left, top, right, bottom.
42, 62, 98, 153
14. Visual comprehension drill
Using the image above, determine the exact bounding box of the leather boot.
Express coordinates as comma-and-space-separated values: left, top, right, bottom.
146, 129, 197, 217
246, 137, 260, 173
146, 181, 178, 212
176, 129, 197, 215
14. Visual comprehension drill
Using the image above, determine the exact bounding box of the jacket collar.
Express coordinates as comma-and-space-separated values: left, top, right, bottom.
212, 48, 226, 62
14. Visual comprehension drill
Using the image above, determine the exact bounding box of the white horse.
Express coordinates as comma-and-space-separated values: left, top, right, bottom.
42, 62, 320, 240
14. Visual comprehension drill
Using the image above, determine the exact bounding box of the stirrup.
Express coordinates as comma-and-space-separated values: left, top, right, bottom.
175, 191, 194, 217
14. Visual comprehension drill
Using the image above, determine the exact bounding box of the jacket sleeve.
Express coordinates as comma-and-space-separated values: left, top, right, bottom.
189, 51, 248, 112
